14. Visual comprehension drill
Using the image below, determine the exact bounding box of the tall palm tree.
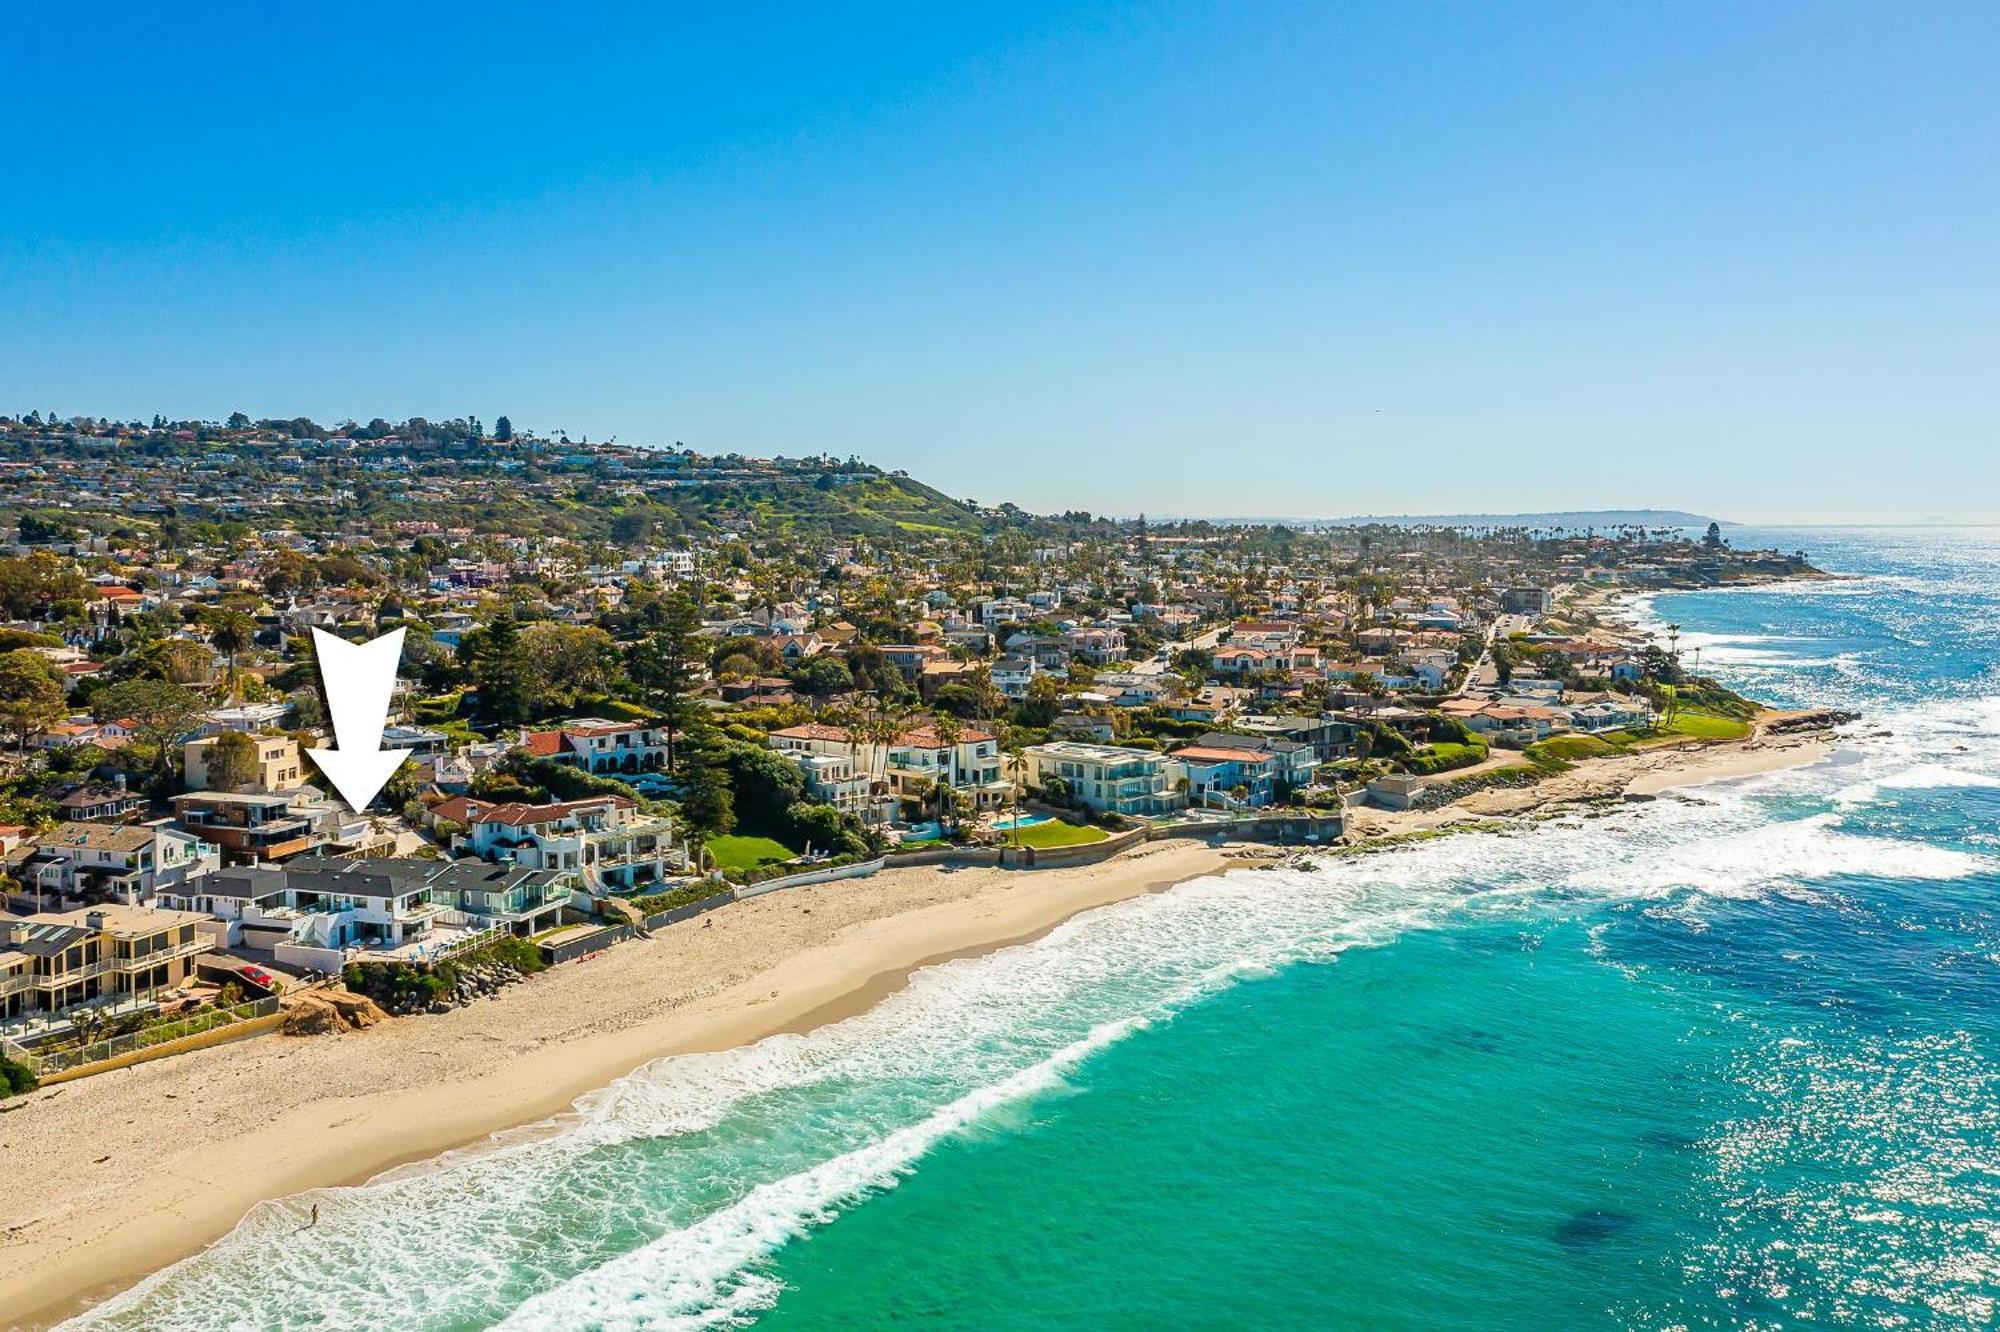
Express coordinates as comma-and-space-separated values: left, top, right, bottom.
929, 711, 963, 835
209, 611, 254, 704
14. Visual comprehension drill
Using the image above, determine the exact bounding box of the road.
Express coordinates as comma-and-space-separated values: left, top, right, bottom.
1459, 612, 1534, 694
1134, 623, 1226, 675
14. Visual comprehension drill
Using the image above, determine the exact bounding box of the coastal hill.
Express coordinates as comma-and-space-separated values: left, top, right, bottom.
1311, 509, 1725, 529
0, 416, 993, 543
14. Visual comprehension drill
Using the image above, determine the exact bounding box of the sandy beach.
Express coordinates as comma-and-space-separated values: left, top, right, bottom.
0, 726, 1835, 1330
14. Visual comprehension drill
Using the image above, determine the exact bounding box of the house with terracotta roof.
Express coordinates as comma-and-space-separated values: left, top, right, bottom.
436, 793, 680, 893
769, 721, 1013, 816
521, 718, 672, 775
1170, 743, 1281, 808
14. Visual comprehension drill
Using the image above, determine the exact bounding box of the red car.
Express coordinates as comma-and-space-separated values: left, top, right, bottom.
237, 966, 278, 993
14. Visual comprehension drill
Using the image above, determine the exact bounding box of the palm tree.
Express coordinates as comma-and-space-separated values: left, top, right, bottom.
209, 611, 255, 704
929, 712, 963, 836
1000, 723, 1026, 850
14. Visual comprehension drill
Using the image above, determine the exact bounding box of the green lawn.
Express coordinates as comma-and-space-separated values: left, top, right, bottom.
1659, 710, 1753, 740
1402, 741, 1489, 776
1009, 820, 1109, 849
704, 834, 798, 873
1526, 734, 1620, 762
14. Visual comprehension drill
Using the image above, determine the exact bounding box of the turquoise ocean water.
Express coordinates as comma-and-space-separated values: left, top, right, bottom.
66, 528, 2000, 1330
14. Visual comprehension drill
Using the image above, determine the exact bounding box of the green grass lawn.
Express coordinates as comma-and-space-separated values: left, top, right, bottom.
1658, 710, 1753, 740
704, 834, 798, 873
1402, 741, 1489, 775
1526, 734, 1621, 762
1008, 820, 1110, 849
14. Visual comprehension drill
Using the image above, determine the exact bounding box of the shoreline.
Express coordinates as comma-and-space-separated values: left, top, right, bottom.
1, 841, 1237, 1331
1, 727, 1839, 1329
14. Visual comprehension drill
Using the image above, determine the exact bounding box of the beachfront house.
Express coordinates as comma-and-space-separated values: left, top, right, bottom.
1019, 741, 1188, 817
769, 722, 1014, 818
436, 794, 680, 893
0, 904, 214, 1028
4, 822, 220, 910
1170, 743, 1281, 808
162, 857, 568, 956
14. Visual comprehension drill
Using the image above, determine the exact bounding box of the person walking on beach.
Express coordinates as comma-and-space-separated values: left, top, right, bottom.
310, 1204, 320, 1228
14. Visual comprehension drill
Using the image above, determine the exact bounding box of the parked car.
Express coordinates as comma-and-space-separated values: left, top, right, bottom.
236, 965, 280, 995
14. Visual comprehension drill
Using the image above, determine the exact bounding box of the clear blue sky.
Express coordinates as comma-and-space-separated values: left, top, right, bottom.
4, 2, 1994, 523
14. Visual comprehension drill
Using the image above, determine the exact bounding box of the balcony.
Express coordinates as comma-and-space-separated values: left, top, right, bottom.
110, 937, 209, 971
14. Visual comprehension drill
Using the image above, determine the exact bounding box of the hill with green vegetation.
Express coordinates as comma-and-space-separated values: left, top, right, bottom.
656, 470, 987, 540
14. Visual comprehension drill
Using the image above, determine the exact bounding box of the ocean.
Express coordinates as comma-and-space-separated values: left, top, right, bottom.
67, 528, 2000, 1331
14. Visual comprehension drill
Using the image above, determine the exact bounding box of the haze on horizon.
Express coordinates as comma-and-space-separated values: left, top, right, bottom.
3, 2, 1994, 526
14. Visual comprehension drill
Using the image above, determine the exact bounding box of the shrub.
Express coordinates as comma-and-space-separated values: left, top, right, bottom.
632, 880, 731, 915
1, 1054, 38, 1097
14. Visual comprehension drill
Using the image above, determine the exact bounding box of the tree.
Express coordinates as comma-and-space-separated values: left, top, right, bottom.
1014, 673, 1064, 728
494, 415, 513, 441
1703, 521, 1725, 550
0, 649, 66, 752
91, 678, 207, 780
0, 552, 89, 618
465, 614, 532, 724
791, 654, 852, 698
627, 591, 702, 770
717, 741, 807, 835
125, 638, 214, 686
675, 737, 736, 869
208, 611, 255, 702
262, 548, 318, 601
520, 623, 620, 707
933, 681, 998, 720
203, 728, 260, 790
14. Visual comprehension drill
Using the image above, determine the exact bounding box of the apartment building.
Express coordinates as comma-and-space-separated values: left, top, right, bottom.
184, 733, 305, 792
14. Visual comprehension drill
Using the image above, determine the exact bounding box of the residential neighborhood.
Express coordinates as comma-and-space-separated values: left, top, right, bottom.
0, 411, 1816, 1085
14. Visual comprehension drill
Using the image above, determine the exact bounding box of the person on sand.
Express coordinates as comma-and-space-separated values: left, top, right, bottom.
310, 1203, 319, 1228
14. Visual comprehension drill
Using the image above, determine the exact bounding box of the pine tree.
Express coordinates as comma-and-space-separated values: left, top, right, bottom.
470, 614, 532, 724
627, 591, 702, 770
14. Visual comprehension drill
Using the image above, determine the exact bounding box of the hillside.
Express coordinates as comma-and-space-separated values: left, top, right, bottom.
653, 471, 986, 539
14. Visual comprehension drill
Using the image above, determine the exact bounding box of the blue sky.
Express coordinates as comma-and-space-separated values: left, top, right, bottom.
4, 2, 1994, 522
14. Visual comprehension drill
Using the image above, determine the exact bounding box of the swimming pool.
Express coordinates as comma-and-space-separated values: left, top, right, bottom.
989, 813, 1054, 830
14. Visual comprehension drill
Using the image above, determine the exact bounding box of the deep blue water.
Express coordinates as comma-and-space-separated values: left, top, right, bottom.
73, 528, 2000, 1331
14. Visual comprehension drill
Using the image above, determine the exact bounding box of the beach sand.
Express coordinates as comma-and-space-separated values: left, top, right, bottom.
0, 725, 1836, 1329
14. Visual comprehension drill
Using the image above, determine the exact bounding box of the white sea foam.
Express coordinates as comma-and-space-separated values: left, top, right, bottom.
493, 1017, 1146, 1332
1834, 763, 2000, 807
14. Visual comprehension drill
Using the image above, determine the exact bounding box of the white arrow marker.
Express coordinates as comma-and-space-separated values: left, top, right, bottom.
307, 627, 409, 811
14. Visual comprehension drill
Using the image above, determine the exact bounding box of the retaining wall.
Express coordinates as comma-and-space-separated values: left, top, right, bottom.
539, 923, 635, 965
733, 856, 888, 899
35, 1001, 285, 1085
640, 890, 736, 931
